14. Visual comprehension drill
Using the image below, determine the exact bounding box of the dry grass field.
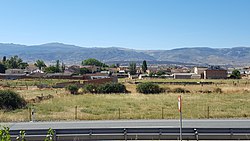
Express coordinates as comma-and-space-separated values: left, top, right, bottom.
0, 78, 250, 122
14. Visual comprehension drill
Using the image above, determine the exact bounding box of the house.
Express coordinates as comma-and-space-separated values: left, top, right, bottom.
204, 66, 227, 79
45, 73, 73, 79
83, 73, 110, 80
25, 65, 42, 74
81, 65, 101, 73
171, 68, 190, 74
138, 74, 148, 79
173, 73, 192, 79
0, 74, 27, 80
5, 69, 25, 74
191, 74, 201, 79
194, 67, 208, 79
128, 73, 138, 79
194, 67, 208, 74
30, 69, 44, 74
65, 65, 80, 74
117, 66, 129, 72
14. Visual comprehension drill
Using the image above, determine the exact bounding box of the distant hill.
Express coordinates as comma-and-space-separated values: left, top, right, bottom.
0, 43, 250, 66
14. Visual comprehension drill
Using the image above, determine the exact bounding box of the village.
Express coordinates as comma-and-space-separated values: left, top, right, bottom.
0, 57, 249, 82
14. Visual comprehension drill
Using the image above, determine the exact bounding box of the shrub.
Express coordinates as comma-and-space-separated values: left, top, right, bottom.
83, 84, 98, 93
65, 84, 79, 94
198, 90, 212, 93
164, 87, 171, 93
0, 90, 26, 110
83, 83, 127, 94
136, 82, 163, 94
172, 87, 190, 93
213, 88, 222, 93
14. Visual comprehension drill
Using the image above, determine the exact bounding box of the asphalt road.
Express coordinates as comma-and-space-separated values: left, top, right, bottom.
2, 119, 250, 130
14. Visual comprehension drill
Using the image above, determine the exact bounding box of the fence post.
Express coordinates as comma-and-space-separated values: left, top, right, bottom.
207, 106, 210, 119
119, 108, 121, 119
75, 106, 78, 120
29, 107, 31, 121
162, 107, 164, 119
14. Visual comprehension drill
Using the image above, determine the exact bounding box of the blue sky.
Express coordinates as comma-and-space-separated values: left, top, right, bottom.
0, 0, 250, 50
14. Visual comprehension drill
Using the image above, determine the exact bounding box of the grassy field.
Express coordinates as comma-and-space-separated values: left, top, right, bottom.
0, 78, 250, 122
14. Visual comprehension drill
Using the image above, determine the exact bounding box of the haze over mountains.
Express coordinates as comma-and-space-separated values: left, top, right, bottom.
0, 43, 249, 66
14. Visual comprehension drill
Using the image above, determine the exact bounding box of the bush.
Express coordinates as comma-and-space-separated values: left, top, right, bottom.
0, 90, 26, 110
213, 88, 222, 93
83, 84, 98, 93
83, 83, 127, 94
136, 82, 164, 94
172, 87, 190, 93
65, 84, 79, 94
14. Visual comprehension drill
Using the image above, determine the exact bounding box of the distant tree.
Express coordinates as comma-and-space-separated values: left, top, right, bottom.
44, 66, 59, 73
82, 58, 107, 67
2, 56, 6, 63
56, 60, 60, 71
230, 69, 241, 79
5, 55, 28, 69
129, 62, 137, 75
109, 64, 117, 68
34, 60, 46, 70
0, 63, 6, 73
61, 62, 65, 73
141, 60, 148, 73
156, 70, 166, 76
79, 68, 91, 74
149, 72, 154, 77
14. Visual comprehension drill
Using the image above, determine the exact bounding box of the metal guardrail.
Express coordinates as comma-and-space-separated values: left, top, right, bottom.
10, 128, 250, 140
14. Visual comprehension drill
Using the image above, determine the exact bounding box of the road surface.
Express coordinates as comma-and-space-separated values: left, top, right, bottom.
1, 119, 250, 130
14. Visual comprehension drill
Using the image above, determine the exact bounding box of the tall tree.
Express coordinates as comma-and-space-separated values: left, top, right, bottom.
34, 60, 47, 70
2, 56, 6, 64
5, 55, 28, 69
129, 62, 137, 75
56, 60, 60, 70
0, 63, 6, 73
61, 62, 65, 73
141, 60, 148, 73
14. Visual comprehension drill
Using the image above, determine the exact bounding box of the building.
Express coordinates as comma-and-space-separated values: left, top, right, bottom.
173, 73, 192, 79
80, 65, 101, 73
194, 67, 208, 74
204, 68, 227, 79
5, 69, 25, 74
194, 67, 208, 79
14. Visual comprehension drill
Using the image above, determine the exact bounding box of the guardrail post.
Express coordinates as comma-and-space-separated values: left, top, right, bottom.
54, 129, 57, 141
159, 128, 162, 140
124, 128, 127, 141
89, 129, 92, 140
194, 128, 199, 141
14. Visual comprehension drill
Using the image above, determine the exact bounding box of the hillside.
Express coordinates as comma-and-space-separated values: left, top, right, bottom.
0, 43, 250, 66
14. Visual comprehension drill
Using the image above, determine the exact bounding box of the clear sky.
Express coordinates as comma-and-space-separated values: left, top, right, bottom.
0, 0, 250, 50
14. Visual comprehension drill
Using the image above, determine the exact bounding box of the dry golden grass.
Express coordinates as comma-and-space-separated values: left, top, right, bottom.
0, 78, 250, 122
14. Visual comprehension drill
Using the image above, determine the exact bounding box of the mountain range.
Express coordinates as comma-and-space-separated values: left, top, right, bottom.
0, 43, 250, 66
